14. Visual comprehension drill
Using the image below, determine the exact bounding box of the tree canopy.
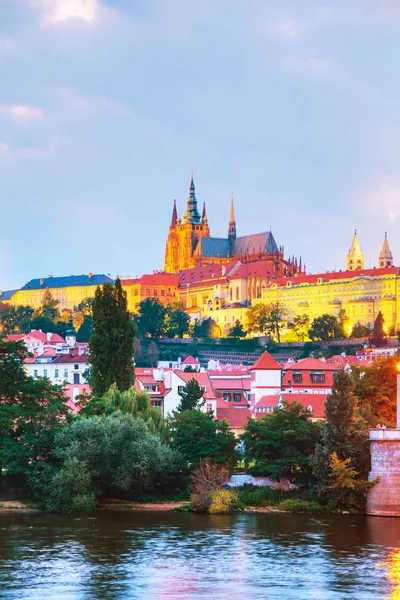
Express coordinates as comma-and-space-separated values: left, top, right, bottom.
89, 279, 136, 396
177, 378, 205, 411
242, 401, 320, 483
308, 314, 341, 341
245, 302, 286, 341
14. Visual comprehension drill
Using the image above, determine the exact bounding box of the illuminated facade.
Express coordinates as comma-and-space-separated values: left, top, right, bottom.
164, 175, 304, 278
260, 233, 398, 330
12, 274, 113, 312
121, 273, 179, 313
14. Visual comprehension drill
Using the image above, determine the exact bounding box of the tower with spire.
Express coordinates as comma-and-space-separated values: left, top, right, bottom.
228, 197, 236, 245
164, 173, 210, 273
347, 230, 364, 271
379, 232, 393, 268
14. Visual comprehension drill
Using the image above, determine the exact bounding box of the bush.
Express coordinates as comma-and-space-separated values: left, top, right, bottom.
209, 489, 239, 514
279, 499, 322, 513
191, 492, 212, 512
236, 485, 280, 507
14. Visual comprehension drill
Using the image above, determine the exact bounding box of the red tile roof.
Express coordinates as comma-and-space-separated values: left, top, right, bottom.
178, 262, 239, 287
121, 273, 179, 286
53, 350, 88, 363
250, 352, 282, 371
182, 355, 200, 365
255, 393, 327, 419
231, 260, 275, 280
282, 357, 337, 371
174, 371, 217, 399
216, 407, 252, 428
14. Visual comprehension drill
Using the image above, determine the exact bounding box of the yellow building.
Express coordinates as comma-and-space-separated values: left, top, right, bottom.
0, 289, 17, 305
121, 273, 179, 313
12, 274, 113, 312
260, 234, 398, 331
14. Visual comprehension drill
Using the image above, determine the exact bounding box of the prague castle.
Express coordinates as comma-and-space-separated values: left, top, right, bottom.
164, 175, 304, 278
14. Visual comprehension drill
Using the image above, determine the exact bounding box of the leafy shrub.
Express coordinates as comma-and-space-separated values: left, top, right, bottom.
209, 489, 239, 514
191, 492, 212, 512
279, 499, 322, 513
236, 485, 280, 507
191, 461, 229, 494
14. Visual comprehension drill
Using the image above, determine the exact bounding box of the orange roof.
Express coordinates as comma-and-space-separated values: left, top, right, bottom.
121, 273, 178, 286
178, 262, 239, 287
256, 393, 326, 419
250, 352, 282, 371
174, 371, 217, 399
283, 357, 337, 371
216, 406, 252, 428
182, 355, 200, 365
231, 260, 275, 280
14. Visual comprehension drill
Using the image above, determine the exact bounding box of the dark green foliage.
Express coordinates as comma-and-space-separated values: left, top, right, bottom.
193, 317, 221, 338
89, 278, 136, 396
227, 320, 247, 338
308, 314, 341, 341
351, 321, 371, 339
138, 298, 166, 338
242, 401, 320, 483
177, 378, 205, 411
147, 341, 159, 367
164, 303, 190, 338
76, 315, 94, 342
0, 305, 34, 334
371, 311, 386, 347
28, 315, 58, 333
311, 370, 371, 507
171, 410, 238, 468
38, 414, 185, 512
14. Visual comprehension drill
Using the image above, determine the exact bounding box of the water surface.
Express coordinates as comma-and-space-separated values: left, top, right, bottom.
0, 511, 398, 599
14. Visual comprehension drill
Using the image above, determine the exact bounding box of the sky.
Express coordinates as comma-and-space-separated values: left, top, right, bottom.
1, 0, 400, 289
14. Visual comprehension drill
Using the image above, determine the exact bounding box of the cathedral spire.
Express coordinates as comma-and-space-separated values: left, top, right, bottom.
379, 232, 393, 268
171, 199, 177, 227
347, 229, 364, 271
202, 202, 208, 225
228, 196, 236, 243
184, 171, 201, 224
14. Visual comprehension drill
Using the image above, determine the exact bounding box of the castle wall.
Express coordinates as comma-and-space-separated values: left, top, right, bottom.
367, 429, 400, 516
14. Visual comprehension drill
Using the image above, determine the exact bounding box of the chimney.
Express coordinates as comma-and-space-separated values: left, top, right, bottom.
47, 332, 52, 342
88, 273, 93, 279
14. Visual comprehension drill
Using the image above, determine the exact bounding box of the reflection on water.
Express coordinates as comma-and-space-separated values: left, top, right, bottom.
0, 511, 399, 599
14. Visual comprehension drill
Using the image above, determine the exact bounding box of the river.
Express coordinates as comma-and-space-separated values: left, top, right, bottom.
0, 511, 399, 599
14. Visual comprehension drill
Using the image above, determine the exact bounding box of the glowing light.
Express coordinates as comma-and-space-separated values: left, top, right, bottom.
397, 363, 400, 373
381, 549, 400, 599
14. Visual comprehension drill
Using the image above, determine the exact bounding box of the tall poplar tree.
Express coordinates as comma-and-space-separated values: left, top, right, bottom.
89, 279, 136, 396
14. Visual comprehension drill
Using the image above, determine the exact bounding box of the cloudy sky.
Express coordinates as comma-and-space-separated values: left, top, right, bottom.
1, 0, 400, 289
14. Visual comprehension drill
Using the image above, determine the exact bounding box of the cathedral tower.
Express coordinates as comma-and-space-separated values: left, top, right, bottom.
379, 232, 393, 268
228, 197, 236, 244
347, 230, 364, 271
164, 175, 210, 273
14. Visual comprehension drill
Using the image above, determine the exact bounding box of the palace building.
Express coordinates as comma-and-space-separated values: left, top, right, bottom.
260, 232, 398, 331
164, 175, 304, 278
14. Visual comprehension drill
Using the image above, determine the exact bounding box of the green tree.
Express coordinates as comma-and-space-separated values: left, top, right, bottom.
311, 371, 371, 496
0, 305, 34, 334
76, 315, 94, 342
308, 314, 340, 341
138, 298, 166, 338
147, 341, 159, 367
28, 315, 57, 333
171, 410, 237, 468
177, 378, 205, 411
36, 289, 59, 321
227, 319, 247, 338
193, 317, 221, 338
371, 311, 386, 347
352, 357, 397, 426
38, 414, 185, 513
164, 303, 190, 338
89, 279, 136, 396
79, 384, 166, 436
327, 452, 376, 511
351, 321, 370, 339
245, 302, 286, 341
242, 401, 320, 484
293, 314, 310, 342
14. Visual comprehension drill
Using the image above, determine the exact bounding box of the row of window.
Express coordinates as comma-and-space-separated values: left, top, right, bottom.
33, 369, 81, 384
222, 391, 243, 403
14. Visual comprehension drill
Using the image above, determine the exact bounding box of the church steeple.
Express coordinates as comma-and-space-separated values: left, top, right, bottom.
202, 202, 208, 225
379, 232, 393, 268
170, 199, 177, 228
184, 172, 201, 224
228, 196, 236, 243
347, 229, 364, 271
